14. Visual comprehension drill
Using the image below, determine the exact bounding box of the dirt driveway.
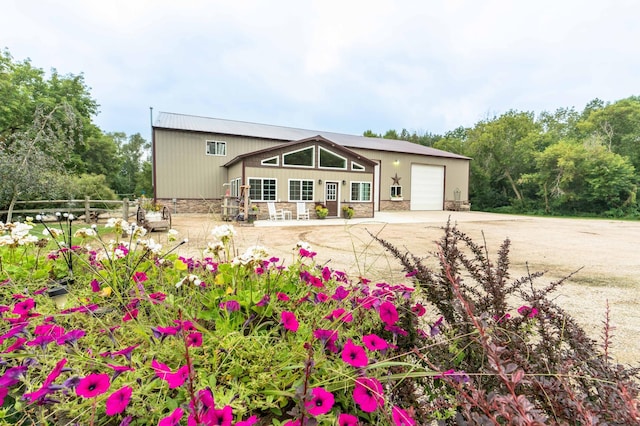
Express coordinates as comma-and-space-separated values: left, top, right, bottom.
168, 211, 640, 365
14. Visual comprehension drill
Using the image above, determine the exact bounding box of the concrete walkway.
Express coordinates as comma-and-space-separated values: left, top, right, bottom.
254, 210, 534, 227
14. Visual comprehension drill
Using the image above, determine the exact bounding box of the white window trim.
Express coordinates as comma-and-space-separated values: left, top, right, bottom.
205, 140, 227, 156
318, 146, 347, 170
288, 179, 315, 202
351, 161, 365, 171
230, 178, 241, 197
261, 155, 279, 166
248, 177, 277, 201
283, 146, 315, 168
390, 184, 403, 200
350, 181, 372, 202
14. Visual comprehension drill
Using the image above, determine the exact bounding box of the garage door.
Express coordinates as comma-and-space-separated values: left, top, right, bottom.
410, 164, 445, 210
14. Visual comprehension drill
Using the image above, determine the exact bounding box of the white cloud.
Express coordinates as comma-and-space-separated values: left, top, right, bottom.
2, 0, 639, 139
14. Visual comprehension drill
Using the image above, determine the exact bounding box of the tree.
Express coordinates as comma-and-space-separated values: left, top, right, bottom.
0, 104, 80, 221
521, 139, 637, 213
466, 110, 543, 208
112, 132, 150, 197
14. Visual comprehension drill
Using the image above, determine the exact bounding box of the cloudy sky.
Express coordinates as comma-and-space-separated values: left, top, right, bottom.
2, 0, 639, 142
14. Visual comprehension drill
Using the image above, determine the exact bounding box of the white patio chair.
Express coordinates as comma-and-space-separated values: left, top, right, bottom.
267, 202, 284, 220
296, 202, 310, 220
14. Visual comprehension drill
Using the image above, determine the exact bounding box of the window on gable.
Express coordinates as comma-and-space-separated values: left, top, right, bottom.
248, 178, 276, 201
351, 161, 365, 171
206, 140, 226, 156
319, 147, 347, 169
350, 182, 372, 202
283, 147, 314, 167
289, 179, 314, 201
261, 156, 279, 166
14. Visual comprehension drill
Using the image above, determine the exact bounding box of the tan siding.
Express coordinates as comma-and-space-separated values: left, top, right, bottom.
350, 148, 470, 203
154, 130, 279, 198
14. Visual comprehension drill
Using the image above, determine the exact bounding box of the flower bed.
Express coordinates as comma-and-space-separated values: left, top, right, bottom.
1, 218, 639, 425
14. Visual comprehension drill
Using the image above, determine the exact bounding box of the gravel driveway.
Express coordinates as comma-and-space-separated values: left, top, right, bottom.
169, 211, 640, 365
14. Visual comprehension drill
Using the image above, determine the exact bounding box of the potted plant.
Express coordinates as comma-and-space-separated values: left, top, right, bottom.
315, 204, 329, 219
342, 205, 354, 219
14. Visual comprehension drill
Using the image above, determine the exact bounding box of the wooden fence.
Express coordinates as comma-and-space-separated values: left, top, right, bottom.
1, 197, 137, 223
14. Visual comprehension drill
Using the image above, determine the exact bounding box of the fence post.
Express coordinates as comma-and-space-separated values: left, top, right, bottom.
85, 196, 91, 223
123, 198, 129, 220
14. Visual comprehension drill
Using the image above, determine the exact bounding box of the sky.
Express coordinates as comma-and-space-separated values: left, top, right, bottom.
2, 0, 639, 142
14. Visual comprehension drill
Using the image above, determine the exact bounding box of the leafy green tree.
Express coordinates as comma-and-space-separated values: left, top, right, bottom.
521, 139, 637, 213
112, 132, 150, 197
466, 110, 543, 208
576, 96, 640, 170
0, 104, 80, 221
68, 174, 118, 200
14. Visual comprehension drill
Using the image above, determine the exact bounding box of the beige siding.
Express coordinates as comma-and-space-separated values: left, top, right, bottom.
154, 130, 280, 198
350, 149, 470, 203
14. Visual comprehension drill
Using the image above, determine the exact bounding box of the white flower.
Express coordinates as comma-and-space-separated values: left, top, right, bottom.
203, 241, 224, 257
105, 218, 130, 234
168, 229, 179, 242
131, 224, 147, 239
43, 228, 64, 238
211, 224, 236, 241
233, 245, 269, 266
296, 241, 312, 251
139, 238, 162, 254
74, 228, 97, 238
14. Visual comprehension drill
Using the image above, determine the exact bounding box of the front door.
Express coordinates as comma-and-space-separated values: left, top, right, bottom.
325, 182, 338, 217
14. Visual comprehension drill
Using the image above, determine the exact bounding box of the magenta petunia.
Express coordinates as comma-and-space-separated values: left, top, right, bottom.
56, 329, 86, 345
517, 305, 539, 318
411, 303, 426, 317
149, 292, 167, 303
352, 376, 384, 413
132, 271, 148, 283
313, 328, 339, 353
205, 405, 233, 425
122, 308, 139, 322
305, 387, 335, 416
186, 332, 203, 347
281, 311, 299, 332
219, 300, 240, 312
106, 386, 132, 416
2, 337, 27, 353
158, 407, 184, 426
338, 413, 359, 426
0, 387, 7, 407
276, 292, 290, 301
392, 405, 416, 426
110, 344, 140, 361
341, 340, 368, 368
12, 298, 35, 315
152, 360, 189, 389
235, 415, 259, 426
362, 334, 389, 351
90, 279, 101, 292
379, 301, 399, 326
76, 373, 111, 399
321, 266, 332, 282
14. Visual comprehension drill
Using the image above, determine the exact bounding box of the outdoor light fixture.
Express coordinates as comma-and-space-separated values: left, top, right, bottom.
342, 180, 346, 185
318, 179, 322, 184
393, 159, 400, 166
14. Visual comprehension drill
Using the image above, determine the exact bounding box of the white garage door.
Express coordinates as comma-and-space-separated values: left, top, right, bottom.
410, 164, 445, 210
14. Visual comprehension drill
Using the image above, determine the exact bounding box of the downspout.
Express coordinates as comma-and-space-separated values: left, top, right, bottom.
150, 107, 157, 204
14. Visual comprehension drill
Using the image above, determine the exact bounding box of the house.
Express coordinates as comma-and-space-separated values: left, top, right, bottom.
152, 112, 470, 219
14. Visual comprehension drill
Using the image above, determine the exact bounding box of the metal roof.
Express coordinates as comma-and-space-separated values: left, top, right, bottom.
154, 112, 470, 160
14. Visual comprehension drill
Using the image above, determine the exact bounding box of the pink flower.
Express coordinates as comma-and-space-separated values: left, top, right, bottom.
379, 301, 398, 326
152, 360, 189, 389
276, 292, 290, 301
0, 387, 7, 407
22, 358, 67, 402
122, 309, 139, 322
12, 298, 35, 315
341, 340, 368, 368
106, 386, 132, 416
158, 407, 184, 426
321, 266, 332, 282
186, 332, 203, 347
411, 303, 426, 317
149, 292, 167, 303
325, 308, 353, 323
338, 413, 359, 425
76, 373, 111, 398
305, 387, 335, 416
313, 328, 339, 353
110, 344, 140, 361
235, 415, 259, 426
2, 337, 26, 353
517, 305, 539, 318
353, 377, 384, 412
132, 271, 148, 283
56, 329, 86, 345
281, 311, 299, 332
206, 405, 233, 425
392, 406, 416, 426
90, 279, 101, 292
362, 334, 388, 351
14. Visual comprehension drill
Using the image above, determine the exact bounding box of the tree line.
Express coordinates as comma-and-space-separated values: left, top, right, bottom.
0, 49, 152, 220
366, 97, 640, 217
